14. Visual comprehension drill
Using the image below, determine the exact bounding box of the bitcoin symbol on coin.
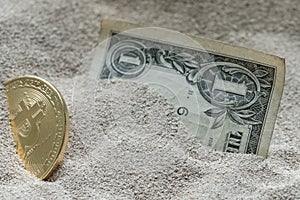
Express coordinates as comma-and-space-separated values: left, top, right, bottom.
13, 98, 45, 152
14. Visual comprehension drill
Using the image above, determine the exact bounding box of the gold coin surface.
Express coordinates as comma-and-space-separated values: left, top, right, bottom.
4, 76, 69, 180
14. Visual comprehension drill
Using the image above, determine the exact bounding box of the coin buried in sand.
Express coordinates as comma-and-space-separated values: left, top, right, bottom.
4, 76, 69, 180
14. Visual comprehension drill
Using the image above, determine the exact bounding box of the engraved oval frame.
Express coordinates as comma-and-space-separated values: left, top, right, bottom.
197, 62, 262, 110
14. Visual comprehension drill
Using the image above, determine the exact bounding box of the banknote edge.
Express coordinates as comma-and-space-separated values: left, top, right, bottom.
100, 19, 285, 68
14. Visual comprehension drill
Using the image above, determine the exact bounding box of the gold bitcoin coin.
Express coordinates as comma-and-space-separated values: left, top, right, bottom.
4, 76, 69, 180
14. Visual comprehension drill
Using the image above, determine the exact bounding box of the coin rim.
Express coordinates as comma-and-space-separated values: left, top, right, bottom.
4, 75, 70, 180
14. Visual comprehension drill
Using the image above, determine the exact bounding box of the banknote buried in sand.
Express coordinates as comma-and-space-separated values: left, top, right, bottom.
4, 76, 69, 180
89, 20, 285, 158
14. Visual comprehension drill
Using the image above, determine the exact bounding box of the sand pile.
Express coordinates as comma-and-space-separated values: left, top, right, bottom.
0, 0, 299, 199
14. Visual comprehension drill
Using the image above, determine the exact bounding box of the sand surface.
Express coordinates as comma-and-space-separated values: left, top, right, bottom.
0, 0, 299, 199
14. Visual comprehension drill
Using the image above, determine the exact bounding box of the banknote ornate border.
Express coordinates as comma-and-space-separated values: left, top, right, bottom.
100, 33, 275, 154
149, 49, 271, 129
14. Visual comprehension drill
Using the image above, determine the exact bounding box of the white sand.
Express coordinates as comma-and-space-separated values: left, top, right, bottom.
0, 0, 299, 199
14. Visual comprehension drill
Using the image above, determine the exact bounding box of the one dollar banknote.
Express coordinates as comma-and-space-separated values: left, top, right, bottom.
89, 20, 285, 158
